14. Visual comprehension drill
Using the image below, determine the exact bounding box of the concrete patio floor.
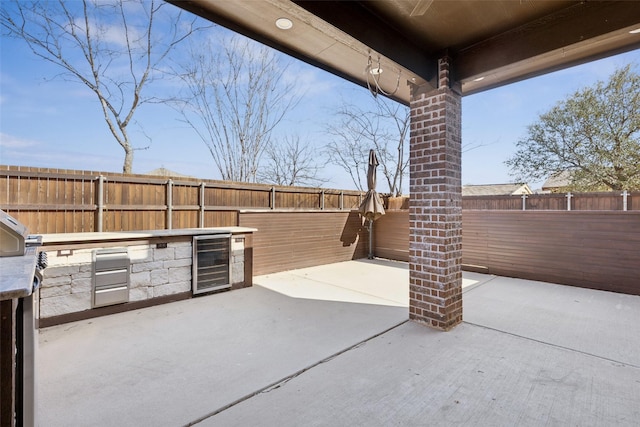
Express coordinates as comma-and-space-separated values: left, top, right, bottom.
38, 259, 640, 426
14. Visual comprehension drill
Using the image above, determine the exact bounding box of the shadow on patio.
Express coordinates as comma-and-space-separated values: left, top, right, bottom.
38, 259, 640, 426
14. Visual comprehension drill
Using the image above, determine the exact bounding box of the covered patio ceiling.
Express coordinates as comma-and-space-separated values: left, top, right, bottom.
170, 0, 640, 104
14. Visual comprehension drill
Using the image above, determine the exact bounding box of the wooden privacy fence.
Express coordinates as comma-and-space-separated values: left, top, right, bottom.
377, 194, 640, 295
462, 210, 640, 295
374, 209, 640, 296
239, 210, 367, 275
462, 191, 640, 211
0, 166, 363, 234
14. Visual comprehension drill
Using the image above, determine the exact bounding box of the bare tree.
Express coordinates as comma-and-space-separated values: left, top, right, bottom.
325, 115, 372, 193
170, 36, 300, 183
0, 0, 201, 173
325, 97, 410, 195
258, 134, 326, 187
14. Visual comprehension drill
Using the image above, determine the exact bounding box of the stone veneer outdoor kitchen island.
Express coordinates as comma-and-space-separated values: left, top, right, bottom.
38, 227, 255, 327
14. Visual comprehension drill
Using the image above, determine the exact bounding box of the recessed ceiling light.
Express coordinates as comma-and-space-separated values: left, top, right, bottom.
473, 76, 485, 82
275, 18, 293, 30
630, 28, 640, 34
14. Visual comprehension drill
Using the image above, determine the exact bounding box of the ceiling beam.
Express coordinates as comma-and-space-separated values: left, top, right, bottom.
291, 0, 438, 84
165, 0, 381, 93
455, 1, 640, 81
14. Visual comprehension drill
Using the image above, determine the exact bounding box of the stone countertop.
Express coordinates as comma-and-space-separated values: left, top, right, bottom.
41, 227, 257, 245
0, 246, 37, 300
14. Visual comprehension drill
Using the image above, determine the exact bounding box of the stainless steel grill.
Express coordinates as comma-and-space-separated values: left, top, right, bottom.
0, 209, 44, 427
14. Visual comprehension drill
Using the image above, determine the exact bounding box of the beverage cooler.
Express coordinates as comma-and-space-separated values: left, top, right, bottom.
192, 234, 232, 295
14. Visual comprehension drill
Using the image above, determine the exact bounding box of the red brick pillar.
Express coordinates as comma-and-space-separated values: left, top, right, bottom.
408, 56, 463, 330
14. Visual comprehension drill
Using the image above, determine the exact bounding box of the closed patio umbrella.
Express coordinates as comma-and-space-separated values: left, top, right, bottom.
358, 149, 385, 259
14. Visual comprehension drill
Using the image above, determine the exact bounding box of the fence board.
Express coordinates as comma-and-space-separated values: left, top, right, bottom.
373, 211, 409, 262
462, 195, 522, 210
239, 211, 366, 275
172, 210, 199, 230
173, 183, 198, 207
203, 211, 238, 228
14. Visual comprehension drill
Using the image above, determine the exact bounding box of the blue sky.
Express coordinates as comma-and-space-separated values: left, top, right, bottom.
1, 15, 639, 192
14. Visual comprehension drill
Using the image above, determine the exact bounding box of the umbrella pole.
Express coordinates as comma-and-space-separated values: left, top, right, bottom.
368, 218, 374, 259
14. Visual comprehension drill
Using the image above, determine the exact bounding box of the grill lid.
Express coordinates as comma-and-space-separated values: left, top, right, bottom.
0, 210, 29, 257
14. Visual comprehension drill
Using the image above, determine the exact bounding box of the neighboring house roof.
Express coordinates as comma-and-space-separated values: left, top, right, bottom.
146, 168, 195, 179
542, 171, 573, 192
462, 183, 532, 196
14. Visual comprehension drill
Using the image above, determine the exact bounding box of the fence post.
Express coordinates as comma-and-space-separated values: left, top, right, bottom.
199, 182, 206, 227
320, 190, 325, 210
96, 175, 105, 232
340, 191, 344, 210
166, 179, 173, 230
566, 192, 572, 211
622, 190, 628, 211
521, 194, 527, 211
271, 187, 276, 210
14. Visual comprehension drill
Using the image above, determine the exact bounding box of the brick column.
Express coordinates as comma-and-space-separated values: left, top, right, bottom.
408, 56, 463, 330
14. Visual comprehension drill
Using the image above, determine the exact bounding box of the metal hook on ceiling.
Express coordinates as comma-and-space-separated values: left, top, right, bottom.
365, 54, 401, 98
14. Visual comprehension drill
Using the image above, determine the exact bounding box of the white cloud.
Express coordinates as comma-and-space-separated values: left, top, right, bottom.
282, 66, 339, 98
553, 50, 639, 84
0, 133, 39, 149
75, 3, 143, 50
101, 22, 143, 48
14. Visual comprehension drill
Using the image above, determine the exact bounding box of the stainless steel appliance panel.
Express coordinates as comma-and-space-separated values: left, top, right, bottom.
94, 286, 129, 307
92, 248, 130, 308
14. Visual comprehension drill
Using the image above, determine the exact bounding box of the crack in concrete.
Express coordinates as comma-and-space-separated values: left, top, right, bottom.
185, 319, 410, 426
